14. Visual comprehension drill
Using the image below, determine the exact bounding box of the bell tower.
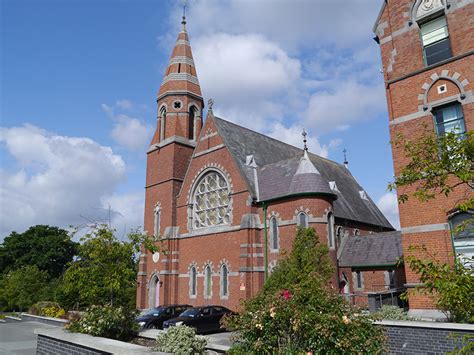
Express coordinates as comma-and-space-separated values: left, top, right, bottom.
137, 13, 204, 309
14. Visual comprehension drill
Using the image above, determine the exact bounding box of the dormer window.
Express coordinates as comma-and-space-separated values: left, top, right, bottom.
420, 16, 452, 66
359, 190, 368, 200
329, 181, 339, 192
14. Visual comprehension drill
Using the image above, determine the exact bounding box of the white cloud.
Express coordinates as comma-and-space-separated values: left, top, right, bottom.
116, 99, 133, 110
0, 125, 142, 239
111, 114, 152, 152
101, 102, 152, 152
303, 81, 386, 134
193, 33, 301, 129
179, 0, 381, 52
376, 192, 400, 230
102, 191, 144, 240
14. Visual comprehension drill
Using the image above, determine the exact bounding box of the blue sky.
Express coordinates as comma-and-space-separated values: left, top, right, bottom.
0, 0, 399, 240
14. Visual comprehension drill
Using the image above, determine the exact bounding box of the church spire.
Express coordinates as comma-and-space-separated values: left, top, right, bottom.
157, 10, 202, 100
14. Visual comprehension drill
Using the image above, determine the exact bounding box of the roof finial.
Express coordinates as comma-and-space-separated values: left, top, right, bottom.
181, 0, 187, 30
208, 98, 214, 112
302, 128, 308, 152
343, 148, 349, 168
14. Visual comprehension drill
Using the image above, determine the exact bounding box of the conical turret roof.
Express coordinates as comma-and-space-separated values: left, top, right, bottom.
158, 17, 202, 99
289, 150, 334, 195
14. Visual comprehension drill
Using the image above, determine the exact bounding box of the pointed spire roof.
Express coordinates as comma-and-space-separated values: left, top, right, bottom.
158, 14, 202, 99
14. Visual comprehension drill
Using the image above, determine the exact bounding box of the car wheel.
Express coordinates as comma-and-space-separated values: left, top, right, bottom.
146, 323, 157, 329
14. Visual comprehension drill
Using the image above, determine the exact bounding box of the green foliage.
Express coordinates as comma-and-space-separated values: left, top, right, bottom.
29, 301, 66, 318
154, 325, 208, 354
389, 130, 473, 207
371, 305, 410, 321
0, 225, 78, 278
225, 228, 385, 354
404, 246, 474, 324
67, 304, 138, 341
60, 226, 142, 309
0, 265, 50, 311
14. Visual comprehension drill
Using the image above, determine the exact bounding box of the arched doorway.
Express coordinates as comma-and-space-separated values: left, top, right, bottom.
148, 274, 160, 308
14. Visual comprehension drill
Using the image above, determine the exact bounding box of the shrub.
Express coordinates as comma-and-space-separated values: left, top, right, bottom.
29, 301, 65, 318
225, 228, 386, 353
372, 305, 410, 321
154, 325, 207, 354
67, 304, 138, 341
405, 247, 474, 324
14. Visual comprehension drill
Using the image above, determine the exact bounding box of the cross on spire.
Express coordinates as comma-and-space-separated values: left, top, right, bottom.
302, 129, 308, 151
181, 0, 187, 29
343, 148, 349, 168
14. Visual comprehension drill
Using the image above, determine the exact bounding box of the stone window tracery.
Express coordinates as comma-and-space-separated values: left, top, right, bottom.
193, 171, 231, 229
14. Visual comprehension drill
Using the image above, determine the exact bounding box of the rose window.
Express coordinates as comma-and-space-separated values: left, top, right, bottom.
193, 171, 231, 228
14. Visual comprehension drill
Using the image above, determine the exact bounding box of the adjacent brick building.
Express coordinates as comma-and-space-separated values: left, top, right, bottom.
136, 15, 400, 311
373, 0, 473, 318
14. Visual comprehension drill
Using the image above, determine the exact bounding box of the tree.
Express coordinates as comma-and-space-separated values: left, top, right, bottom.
225, 228, 385, 353
0, 265, 50, 311
60, 226, 157, 310
389, 130, 473, 218
0, 225, 78, 279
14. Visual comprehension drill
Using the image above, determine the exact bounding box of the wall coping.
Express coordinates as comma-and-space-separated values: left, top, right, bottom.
375, 319, 474, 332
23, 313, 68, 324
35, 327, 164, 354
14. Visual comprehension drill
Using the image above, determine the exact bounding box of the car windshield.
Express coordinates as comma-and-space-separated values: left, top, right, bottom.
179, 308, 201, 318
141, 307, 164, 316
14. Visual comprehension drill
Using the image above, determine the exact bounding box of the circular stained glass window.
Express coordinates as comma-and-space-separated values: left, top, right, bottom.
193, 171, 230, 228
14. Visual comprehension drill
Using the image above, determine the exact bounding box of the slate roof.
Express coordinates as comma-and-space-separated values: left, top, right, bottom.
338, 231, 403, 268
213, 116, 394, 230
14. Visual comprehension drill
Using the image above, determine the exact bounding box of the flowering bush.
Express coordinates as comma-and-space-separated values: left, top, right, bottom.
67, 304, 138, 341
371, 305, 410, 321
29, 301, 65, 318
224, 228, 385, 353
154, 325, 207, 354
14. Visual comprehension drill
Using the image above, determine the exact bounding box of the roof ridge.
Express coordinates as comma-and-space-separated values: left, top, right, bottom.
213, 116, 345, 167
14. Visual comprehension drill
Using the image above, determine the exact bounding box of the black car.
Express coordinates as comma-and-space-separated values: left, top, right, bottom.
136, 304, 191, 329
163, 305, 234, 334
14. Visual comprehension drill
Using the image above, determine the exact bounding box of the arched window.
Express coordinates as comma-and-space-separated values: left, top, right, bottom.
270, 217, 279, 250
204, 265, 212, 298
220, 264, 229, 298
327, 213, 335, 249
188, 106, 196, 140
153, 205, 161, 238
449, 212, 474, 262
336, 226, 343, 247
297, 212, 308, 228
160, 106, 167, 141
193, 171, 231, 229
189, 266, 197, 298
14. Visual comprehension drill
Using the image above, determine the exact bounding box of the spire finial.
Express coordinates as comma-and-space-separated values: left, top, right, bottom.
343, 148, 349, 168
208, 98, 214, 111
181, 0, 187, 30
302, 128, 308, 151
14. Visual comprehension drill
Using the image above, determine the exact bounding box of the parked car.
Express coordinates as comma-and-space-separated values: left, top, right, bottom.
162, 305, 235, 334
136, 304, 191, 329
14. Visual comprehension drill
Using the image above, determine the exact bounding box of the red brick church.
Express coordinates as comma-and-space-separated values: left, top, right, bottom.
136, 15, 400, 311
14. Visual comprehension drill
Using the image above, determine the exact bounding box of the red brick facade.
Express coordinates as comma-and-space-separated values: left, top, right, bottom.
374, 0, 473, 314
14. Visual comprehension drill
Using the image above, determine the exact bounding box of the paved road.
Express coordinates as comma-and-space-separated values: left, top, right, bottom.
0, 321, 57, 355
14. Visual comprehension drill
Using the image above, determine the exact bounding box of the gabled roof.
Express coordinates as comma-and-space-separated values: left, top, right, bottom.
339, 231, 402, 268
213, 117, 394, 230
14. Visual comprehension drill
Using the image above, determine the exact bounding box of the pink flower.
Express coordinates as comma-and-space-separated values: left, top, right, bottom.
282, 290, 292, 300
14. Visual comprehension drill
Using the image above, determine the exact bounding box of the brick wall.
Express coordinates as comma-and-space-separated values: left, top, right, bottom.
378, 321, 474, 354
37, 335, 109, 355
375, 0, 474, 311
